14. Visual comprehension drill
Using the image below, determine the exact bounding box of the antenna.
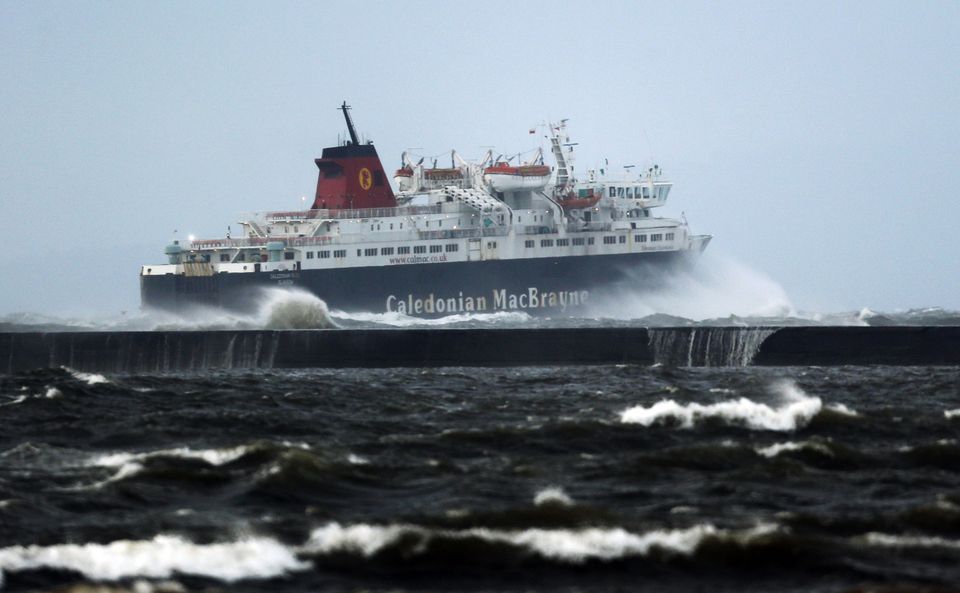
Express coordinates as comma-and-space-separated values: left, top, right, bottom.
340, 101, 360, 146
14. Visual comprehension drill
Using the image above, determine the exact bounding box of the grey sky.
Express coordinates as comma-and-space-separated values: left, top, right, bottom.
1, 1, 957, 315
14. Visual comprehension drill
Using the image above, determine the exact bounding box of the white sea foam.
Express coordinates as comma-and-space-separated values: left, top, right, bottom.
620, 380, 821, 432
587, 252, 795, 321
331, 309, 530, 327
346, 453, 370, 465
860, 532, 960, 549
91, 446, 251, 469
84, 446, 253, 489
825, 403, 858, 416
755, 441, 834, 458
945, 408, 960, 419
534, 487, 574, 507
303, 521, 779, 563
64, 367, 110, 385
0, 535, 307, 581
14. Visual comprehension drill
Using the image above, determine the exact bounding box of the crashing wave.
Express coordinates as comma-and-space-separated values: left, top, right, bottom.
620, 380, 821, 431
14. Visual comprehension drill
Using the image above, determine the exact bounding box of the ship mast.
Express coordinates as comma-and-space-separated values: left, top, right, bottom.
340, 101, 360, 146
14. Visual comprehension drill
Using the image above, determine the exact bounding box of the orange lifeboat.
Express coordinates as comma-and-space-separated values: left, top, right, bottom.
483, 162, 551, 192
558, 188, 602, 211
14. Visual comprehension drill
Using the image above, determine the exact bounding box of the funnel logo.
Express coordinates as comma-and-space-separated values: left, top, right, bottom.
358, 167, 373, 190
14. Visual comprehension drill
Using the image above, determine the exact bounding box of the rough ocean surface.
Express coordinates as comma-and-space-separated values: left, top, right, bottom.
1, 364, 959, 593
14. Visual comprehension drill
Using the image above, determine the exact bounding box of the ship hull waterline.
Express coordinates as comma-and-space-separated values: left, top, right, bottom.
141, 250, 700, 317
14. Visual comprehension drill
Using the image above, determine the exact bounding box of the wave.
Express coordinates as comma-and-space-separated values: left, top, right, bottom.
0, 535, 307, 582
330, 309, 532, 328
859, 532, 960, 550
533, 487, 574, 507
945, 409, 960, 419
755, 440, 835, 458
303, 521, 780, 563
620, 380, 822, 431
63, 367, 110, 385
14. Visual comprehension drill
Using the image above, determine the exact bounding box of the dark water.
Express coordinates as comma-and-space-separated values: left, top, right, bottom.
1, 364, 959, 592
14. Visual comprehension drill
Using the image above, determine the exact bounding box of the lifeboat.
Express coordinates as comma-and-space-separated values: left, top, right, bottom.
483, 162, 551, 192
394, 166, 416, 192
423, 167, 464, 180
557, 188, 602, 211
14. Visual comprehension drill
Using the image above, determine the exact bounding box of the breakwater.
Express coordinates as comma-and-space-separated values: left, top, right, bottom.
2, 326, 958, 372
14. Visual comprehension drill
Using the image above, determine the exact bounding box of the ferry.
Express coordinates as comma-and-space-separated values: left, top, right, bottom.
140, 103, 711, 316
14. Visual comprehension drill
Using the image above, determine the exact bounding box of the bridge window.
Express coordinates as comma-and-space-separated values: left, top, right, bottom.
414, 245, 426, 254
651, 233, 663, 242
608, 187, 616, 198
220, 254, 230, 262
486, 241, 497, 249
357, 249, 362, 256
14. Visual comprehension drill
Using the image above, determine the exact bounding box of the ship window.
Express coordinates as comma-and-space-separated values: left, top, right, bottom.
294, 226, 299, 233
371, 225, 375, 231
414, 245, 426, 254
642, 187, 649, 199
445, 244, 458, 252
626, 188, 633, 198
284, 227, 289, 233
357, 249, 362, 256
525, 240, 534, 248
284, 252, 294, 260
365, 248, 378, 256
651, 233, 663, 242
306, 252, 314, 259
429, 244, 442, 253
540, 239, 553, 247
398, 246, 411, 255
320, 250, 330, 259
438, 220, 442, 227
603, 236, 617, 245
666, 233, 675, 241
609, 187, 616, 198
636, 234, 647, 243
486, 241, 497, 249
557, 238, 569, 246
381, 247, 394, 255
619, 235, 626, 244
572, 237, 585, 246
389, 223, 393, 230
237, 253, 245, 261
617, 188, 624, 197
220, 254, 230, 262
588, 237, 595, 245
334, 249, 346, 258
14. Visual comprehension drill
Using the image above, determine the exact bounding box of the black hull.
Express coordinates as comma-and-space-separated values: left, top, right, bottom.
141, 251, 694, 316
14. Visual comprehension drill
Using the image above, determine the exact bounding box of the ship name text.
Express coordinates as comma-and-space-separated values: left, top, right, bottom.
386, 287, 589, 314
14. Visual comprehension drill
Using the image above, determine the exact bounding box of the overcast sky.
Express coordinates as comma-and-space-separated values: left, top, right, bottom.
1, 0, 957, 316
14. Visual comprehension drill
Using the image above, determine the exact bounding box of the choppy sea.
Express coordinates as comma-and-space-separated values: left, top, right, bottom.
1, 274, 959, 592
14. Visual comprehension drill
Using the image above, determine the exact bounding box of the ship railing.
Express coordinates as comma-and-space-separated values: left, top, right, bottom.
416, 227, 509, 241
189, 236, 337, 250
243, 204, 443, 223
565, 221, 612, 233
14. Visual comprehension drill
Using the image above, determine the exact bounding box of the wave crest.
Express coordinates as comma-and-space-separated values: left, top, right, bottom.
620, 380, 821, 431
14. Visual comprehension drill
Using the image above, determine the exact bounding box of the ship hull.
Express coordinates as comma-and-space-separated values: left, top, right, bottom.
141, 250, 699, 317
